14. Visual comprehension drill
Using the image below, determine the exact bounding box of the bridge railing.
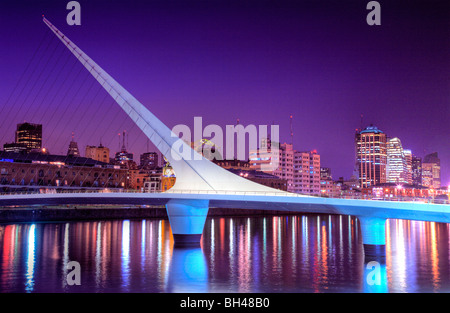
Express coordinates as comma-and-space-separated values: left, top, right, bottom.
0, 187, 448, 205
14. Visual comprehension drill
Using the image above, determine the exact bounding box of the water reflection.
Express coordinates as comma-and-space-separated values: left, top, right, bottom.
25, 224, 36, 292
167, 248, 208, 293
0, 215, 449, 292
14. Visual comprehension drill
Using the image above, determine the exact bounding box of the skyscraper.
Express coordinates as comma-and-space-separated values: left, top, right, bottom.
355, 125, 387, 188
403, 149, 412, 185
15, 122, 42, 152
386, 137, 407, 184
422, 152, 441, 189
411, 155, 422, 186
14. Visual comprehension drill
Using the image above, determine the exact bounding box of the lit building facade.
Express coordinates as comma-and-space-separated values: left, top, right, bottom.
386, 137, 407, 184
250, 142, 294, 192
403, 149, 412, 184
293, 150, 320, 195
250, 140, 320, 195
319, 167, 340, 197
0, 151, 126, 189
85, 144, 110, 163
411, 155, 422, 186
67, 140, 80, 157
15, 122, 42, 152
422, 152, 441, 189
355, 125, 387, 188
140, 152, 158, 169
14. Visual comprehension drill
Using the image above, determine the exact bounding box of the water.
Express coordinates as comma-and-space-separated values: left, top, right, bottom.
0, 214, 449, 293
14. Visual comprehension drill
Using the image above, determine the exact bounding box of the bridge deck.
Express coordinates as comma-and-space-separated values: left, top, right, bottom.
0, 192, 449, 224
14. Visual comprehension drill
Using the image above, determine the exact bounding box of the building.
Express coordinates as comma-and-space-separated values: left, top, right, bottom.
336, 176, 361, 198
3, 142, 28, 154
293, 150, 321, 195
319, 167, 341, 197
250, 139, 320, 195
15, 122, 42, 152
403, 149, 412, 185
422, 152, 441, 189
362, 183, 448, 201
320, 167, 332, 181
411, 155, 422, 186
129, 167, 163, 191
213, 159, 250, 170
386, 137, 407, 184
85, 144, 110, 163
67, 136, 80, 157
355, 125, 387, 188
0, 151, 126, 189
226, 168, 287, 191
114, 148, 134, 169
250, 142, 294, 191
140, 152, 159, 169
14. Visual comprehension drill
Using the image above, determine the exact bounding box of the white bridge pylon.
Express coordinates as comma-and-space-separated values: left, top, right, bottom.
43, 17, 287, 195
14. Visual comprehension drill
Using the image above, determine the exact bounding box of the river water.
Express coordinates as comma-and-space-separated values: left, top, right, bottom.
0, 214, 449, 293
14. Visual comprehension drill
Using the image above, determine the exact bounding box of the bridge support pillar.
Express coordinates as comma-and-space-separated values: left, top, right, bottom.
357, 216, 387, 260
165, 199, 209, 247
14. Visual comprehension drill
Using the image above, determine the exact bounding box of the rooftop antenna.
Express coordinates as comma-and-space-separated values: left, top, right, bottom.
122, 130, 126, 151
360, 114, 364, 131
290, 114, 293, 146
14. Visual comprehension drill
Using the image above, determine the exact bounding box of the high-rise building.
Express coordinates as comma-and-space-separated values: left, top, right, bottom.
140, 152, 158, 169
250, 142, 294, 191
85, 144, 110, 163
422, 152, 440, 189
411, 155, 422, 186
403, 149, 412, 185
386, 137, 407, 184
15, 122, 42, 152
250, 139, 320, 195
355, 125, 387, 188
293, 150, 320, 195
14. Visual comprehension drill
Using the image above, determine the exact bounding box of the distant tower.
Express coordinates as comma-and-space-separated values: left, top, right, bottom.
67, 132, 80, 157
355, 125, 387, 188
290, 114, 293, 146
115, 130, 133, 166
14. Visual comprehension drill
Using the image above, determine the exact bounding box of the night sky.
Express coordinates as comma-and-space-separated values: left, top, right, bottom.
0, 0, 449, 185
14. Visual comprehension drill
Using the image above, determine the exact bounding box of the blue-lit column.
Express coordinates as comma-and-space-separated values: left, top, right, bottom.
357, 216, 387, 259
165, 199, 209, 247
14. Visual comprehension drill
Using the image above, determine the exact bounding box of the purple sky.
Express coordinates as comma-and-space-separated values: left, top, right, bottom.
0, 0, 449, 185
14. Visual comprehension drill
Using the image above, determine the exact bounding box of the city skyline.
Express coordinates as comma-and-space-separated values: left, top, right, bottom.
0, 0, 448, 184
1, 120, 446, 191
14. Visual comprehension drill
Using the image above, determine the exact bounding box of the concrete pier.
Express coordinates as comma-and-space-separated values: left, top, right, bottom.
358, 216, 387, 259
165, 199, 209, 247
